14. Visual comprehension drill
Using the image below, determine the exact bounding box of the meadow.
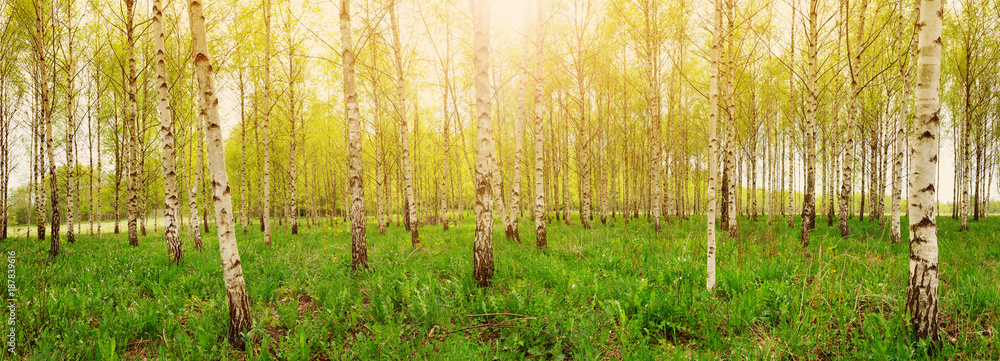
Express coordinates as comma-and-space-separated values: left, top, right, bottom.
4, 214, 998, 360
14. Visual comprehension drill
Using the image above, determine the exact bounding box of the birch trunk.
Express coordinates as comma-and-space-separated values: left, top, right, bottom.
95, 69, 101, 239
154, 0, 182, 263
646, 0, 661, 233
187, 0, 252, 347
263, 0, 273, 245
905, 0, 942, 349
507, 45, 525, 241
239, 66, 248, 234
288, 29, 299, 235
441, 67, 451, 231
838, 0, 865, 237
341, 0, 368, 270
65, 3, 76, 244
473, 0, 495, 287
725, 0, 737, 238
125, 0, 139, 247
33, 63, 45, 242
706, 0, 721, 291
89, 70, 95, 236
562, 116, 570, 225
33, 0, 58, 255
390, 1, 418, 246
533, 0, 546, 248
801, 0, 818, 247
892, 0, 917, 242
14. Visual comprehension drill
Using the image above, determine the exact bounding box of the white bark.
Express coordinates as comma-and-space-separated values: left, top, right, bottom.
154, 0, 182, 263
533, 0, 546, 248
706, 0, 721, 292
126, 0, 138, 247
390, 0, 419, 246
263, 0, 273, 245
906, 0, 942, 348
341, 0, 368, 270
187, 0, 252, 347
473, 0, 494, 287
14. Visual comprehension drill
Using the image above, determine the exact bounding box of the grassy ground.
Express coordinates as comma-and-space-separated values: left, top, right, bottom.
3, 212, 997, 360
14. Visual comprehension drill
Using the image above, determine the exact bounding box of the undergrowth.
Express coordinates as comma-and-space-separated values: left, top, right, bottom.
3, 213, 997, 359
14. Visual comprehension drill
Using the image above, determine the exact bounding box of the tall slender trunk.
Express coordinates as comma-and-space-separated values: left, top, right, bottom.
441, 64, 451, 231
95, 69, 101, 239
29, 74, 38, 241
125, 0, 139, 247
390, 1, 418, 246
188, 137, 203, 249
706, 0, 721, 291
33, 0, 56, 255
263, 0, 273, 245
800, 0, 818, 247
533, 0, 546, 248
507, 44, 526, 241
891, 2, 916, 242
88, 72, 94, 236
645, 0, 661, 232
341, 0, 367, 270
65, 5, 76, 244
375, 116, 385, 234
473, 0, 495, 287
187, 0, 252, 347
839, 0, 866, 237
550, 106, 559, 224
239, 65, 248, 234
905, 0, 942, 349
722, 0, 736, 237
287, 26, 299, 235
154, 0, 182, 263
959, 48, 971, 230
561, 105, 570, 225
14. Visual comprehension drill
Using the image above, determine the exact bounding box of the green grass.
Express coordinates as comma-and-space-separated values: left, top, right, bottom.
3, 212, 997, 360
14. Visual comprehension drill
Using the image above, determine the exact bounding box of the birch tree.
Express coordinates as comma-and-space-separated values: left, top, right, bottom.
263, 0, 273, 245
533, 0, 546, 248
706, 0, 721, 291
341, 0, 368, 270
63, 0, 77, 244
838, 0, 866, 237
390, 0, 419, 246
125, 0, 139, 247
187, 0, 252, 347
892, 0, 917, 243
287, 8, 299, 235
472, 0, 494, 287
154, 0, 182, 264
905, 0, 942, 349
32, 0, 57, 255
800, 0, 818, 247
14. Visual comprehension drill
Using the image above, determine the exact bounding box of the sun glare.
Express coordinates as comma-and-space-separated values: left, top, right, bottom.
491, 0, 533, 34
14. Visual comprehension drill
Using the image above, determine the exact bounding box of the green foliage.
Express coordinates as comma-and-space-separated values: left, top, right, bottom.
3, 214, 997, 359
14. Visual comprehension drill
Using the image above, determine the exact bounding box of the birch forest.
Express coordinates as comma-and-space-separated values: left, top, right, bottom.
1, 0, 998, 358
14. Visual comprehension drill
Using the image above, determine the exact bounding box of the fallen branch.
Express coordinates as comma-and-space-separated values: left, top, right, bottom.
466, 313, 527, 318
442, 323, 535, 335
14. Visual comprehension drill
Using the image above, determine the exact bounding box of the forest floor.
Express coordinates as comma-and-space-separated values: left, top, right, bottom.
4, 213, 998, 360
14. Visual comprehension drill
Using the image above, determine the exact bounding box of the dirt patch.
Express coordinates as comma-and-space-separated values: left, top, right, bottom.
479, 329, 501, 343
601, 344, 622, 360
297, 294, 320, 316
124, 339, 156, 361
347, 321, 374, 341
266, 325, 288, 343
